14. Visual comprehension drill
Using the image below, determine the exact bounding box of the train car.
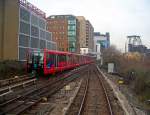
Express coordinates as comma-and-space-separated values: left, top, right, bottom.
27, 49, 94, 75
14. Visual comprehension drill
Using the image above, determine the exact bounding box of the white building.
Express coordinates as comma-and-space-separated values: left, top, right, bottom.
94, 32, 110, 52
80, 48, 88, 54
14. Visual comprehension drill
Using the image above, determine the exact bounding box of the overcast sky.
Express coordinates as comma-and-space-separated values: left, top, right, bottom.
28, 0, 150, 51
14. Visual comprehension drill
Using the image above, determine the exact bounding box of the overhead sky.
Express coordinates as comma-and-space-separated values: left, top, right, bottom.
28, 0, 150, 51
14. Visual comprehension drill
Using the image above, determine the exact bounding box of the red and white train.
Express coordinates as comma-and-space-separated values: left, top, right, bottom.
27, 49, 94, 75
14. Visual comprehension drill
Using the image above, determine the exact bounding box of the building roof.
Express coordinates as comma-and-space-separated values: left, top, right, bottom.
47, 15, 76, 19
94, 32, 101, 36
19, 0, 46, 18
94, 32, 110, 37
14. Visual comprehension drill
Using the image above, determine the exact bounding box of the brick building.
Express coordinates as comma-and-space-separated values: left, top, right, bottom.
47, 15, 80, 53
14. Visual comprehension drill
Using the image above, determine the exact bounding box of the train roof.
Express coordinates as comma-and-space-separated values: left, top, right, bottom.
44, 49, 93, 57
28, 49, 93, 58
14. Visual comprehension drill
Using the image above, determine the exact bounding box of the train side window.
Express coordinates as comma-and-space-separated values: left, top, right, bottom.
57, 54, 67, 66
68, 55, 71, 64
63, 55, 66, 62
46, 53, 56, 68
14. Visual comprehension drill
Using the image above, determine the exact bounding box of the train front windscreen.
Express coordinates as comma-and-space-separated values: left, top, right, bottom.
32, 52, 44, 69
27, 51, 44, 73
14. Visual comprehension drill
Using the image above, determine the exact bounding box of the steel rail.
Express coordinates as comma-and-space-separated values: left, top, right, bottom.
0, 75, 34, 88
13, 70, 85, 115
96, 66, 114, 115
64, 69, 89, 115
97, 66, 138, 115
0, 66, 86, 107
0, 65, 88, 115
77, 74, 89, 115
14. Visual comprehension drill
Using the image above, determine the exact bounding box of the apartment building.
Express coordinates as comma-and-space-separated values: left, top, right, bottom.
47, 15, 80, 53
76, 16, 86, 48
76, 17, 94, 54
86, 20, 94, 52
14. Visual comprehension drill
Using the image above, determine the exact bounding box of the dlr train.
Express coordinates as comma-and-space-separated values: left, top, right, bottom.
27, 49, 94, 75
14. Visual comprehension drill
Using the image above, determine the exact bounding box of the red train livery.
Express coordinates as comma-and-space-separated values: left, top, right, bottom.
27, 49, 94, 75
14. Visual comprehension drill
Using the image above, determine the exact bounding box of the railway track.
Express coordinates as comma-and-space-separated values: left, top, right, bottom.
0, 74, 36, 95
0, 66, 87, 103
0, 74, 34, 88
65, 65, 113, 115
0, 75, 37, 104
0, 65, 88, 115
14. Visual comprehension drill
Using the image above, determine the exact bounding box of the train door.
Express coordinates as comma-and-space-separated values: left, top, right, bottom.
46, 53, 57, 68
66, 54, 70, 68
57, 54, 67, 71
44, 52, 57, 74
77, 55, 80, 66
68, 54, 72, 68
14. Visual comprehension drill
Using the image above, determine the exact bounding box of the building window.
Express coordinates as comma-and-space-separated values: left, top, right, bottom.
31, 26, 39, 37
31, 37, 39, 48
39, 18, 46, 29
19, 47, 28, 60
68, 25, 76, 30
68, 20, 76, 24
31, 14, 38, 26
68, 36, 75, 41
68, 31, 76, 36
20, 21, 30, 35
19, 34, 29, 47
69, 41, 76, 48
47, 42, 51, 50
40, 40, 46, 49
46, 32, 52, 41
20, 7, 30, 22
40, 30, 45, 39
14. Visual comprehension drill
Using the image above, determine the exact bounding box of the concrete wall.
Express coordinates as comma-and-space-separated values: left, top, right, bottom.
0, 0, 4, 60
3, 0, 19, 60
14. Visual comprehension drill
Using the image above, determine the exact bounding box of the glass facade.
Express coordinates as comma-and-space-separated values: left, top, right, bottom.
19, 34, 29, 47
67, 17, 77, 53
97, 40, 108, 48
19, 7, 56, 60
31, 14, 38, 26
20, 22, 30, 35
20, 8, 30, 22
